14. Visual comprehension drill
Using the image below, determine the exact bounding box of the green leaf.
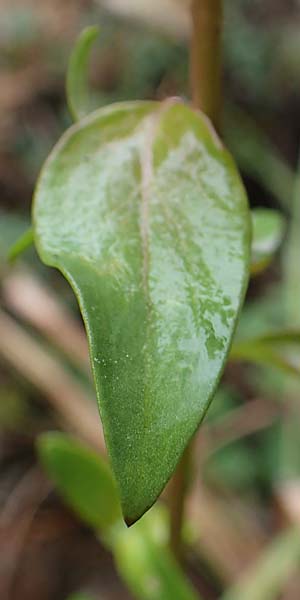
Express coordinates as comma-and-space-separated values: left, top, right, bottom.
37, 432, 122, 532
38, 434, 199, 600
8, 226, 34, 262
231, 330, 300, 377
113, 507, 200, 600
251, 208, 285, 275
222, 527, 300, 600
33, 100, 251, 524
66, 26, 100, 122
0, 211, 31, 264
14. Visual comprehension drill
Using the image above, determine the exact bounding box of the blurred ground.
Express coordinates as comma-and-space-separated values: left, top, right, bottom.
1, 1, 300, 598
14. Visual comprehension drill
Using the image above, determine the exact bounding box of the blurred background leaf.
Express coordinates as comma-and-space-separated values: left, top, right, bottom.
38, 433, 200, 600
66, 25, 101, 121
222, 528, 300, 600
37, 432, 122, 533
251, 208, 286, 275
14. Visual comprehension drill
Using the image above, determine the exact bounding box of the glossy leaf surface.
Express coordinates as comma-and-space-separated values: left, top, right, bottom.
33, 100, 250, 523
38, 432, 122, 531
251, 208, 285, 275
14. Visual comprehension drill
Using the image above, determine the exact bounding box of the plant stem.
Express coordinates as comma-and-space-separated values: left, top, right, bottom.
168, 0, 223, 560
190, 0, 223, 128
167, 444, 191, 560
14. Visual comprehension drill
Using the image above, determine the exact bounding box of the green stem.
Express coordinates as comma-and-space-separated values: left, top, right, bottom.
190, 0, 223, 128
167, 444, 192, 560
168, 0, 223, 560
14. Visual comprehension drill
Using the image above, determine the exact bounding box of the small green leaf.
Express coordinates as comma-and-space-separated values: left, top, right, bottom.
37, 432, 122, 532
222, 527, 300, 600
38, 435, 199, 600
8, 226, 34, 262
231, 330, 300, 377
0, 212, 31, 265
33, 100, 250, 523
66, 26, 100, 122
251, 208, 285, 275
113, 508, 200, 600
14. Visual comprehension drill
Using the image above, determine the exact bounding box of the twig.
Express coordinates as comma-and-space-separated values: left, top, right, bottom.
190, 0, 223, 127
167, 0, 223, 559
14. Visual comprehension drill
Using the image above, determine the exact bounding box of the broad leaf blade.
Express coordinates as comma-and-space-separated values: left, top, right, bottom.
37, 432, 122, 531
33, 100, 250, 524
